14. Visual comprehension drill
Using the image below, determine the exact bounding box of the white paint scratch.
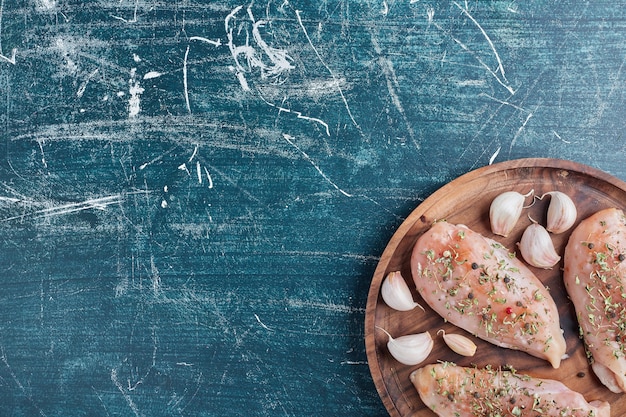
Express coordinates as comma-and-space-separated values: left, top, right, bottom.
204, 166, 214, 189
249, 7, 293, 78
426, 7, 435, 24
0, 0, 16, 64
143, 71, 162, 80
195, 161, 202, 184
480, 93, 526, 112
279, 250, 380, 262
456, 79, 486, 87
431, 9, 514, 94
382, 62, 406, 124
178, 163, 190, 175
507, 4, 520, 14
553, 131, 571, 144
128, 68, 144, 118
258, 93, 330, 136
254, 313, 273, 331
37, 139, 48, 168
1, 347, 47, 416
489, 145, 501, 165
449, 34, 515, 95
182, 35, 224, 106
92, 387, 112, 416
111, 0, 138, 23
282, 134, 352, 197
234, 69, 250, 91
0, 196, 20, 204
287, 299, 365, 314
188, 144, 199, 162
0, 48, 16, 64
76, 68, 100, 98
370, 32, 418, 149
509, 111, 534, 153
184, 158, 214, 188
111, 369, 142, 417
36, 0, 56, 11
0, 194, 124, 222
225, 6, 245, 71
452, 1, 515, 94
150, 255, 161, 296
189, 36, 222, 47
295, 10, 362, 133
183, 45, 191, 114
138, 147, 177, 170
224, 6, 294, 90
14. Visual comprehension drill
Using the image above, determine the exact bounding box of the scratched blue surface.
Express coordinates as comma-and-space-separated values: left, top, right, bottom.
0, 1, 624, 416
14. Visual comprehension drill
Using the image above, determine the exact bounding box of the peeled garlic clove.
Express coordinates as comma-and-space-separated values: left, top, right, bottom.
439, 330, 477, 357
377, 327, 433, 365
518, 223, 561, 269
381, 271, 423, 312
545, 191, 577, 234
489, 190, 532, 237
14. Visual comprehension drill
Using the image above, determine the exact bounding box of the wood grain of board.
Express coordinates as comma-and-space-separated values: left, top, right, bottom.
365, 158, 626, 417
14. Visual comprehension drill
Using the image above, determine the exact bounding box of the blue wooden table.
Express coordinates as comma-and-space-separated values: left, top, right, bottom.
0, 1, 624, 416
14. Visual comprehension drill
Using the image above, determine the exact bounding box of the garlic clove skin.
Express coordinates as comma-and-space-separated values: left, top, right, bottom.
440, 331, 477, 357
381, 271, 423, 312
518, 223, 561, 269
489, 191, 526, 237
545, 191, 577, 234
377, 327, 433, 365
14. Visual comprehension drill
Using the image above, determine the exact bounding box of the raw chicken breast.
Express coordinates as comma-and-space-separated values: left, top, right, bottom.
411, 363, 610, 417
564, 207, 626, 393
411, 221, 566, 368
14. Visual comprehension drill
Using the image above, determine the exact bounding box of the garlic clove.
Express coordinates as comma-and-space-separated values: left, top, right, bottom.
544, 191, 577, 234
376, 326, 433, 365
489, 190, 533, 237
438, 330, 477, 357
518, 223, 561, 269
381, 271, 424, 312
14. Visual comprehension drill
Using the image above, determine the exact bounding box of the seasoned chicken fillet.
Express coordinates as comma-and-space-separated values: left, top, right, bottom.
411, 363, 610, 417
564, 207, 626, 393
411, 221, 566, 368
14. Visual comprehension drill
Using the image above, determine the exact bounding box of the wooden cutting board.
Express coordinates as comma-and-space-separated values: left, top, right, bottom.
365, 158, 626, 416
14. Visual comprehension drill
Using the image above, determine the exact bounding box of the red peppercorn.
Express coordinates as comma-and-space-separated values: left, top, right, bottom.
505, 307, 513, 315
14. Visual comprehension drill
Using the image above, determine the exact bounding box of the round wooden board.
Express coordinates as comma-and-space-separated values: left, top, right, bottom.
365, 158, 626, 417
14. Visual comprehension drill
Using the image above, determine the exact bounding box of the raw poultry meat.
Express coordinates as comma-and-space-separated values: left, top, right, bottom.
411, 221, 566, 368
564, 207, 626, 393
411, 363, 610, 417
